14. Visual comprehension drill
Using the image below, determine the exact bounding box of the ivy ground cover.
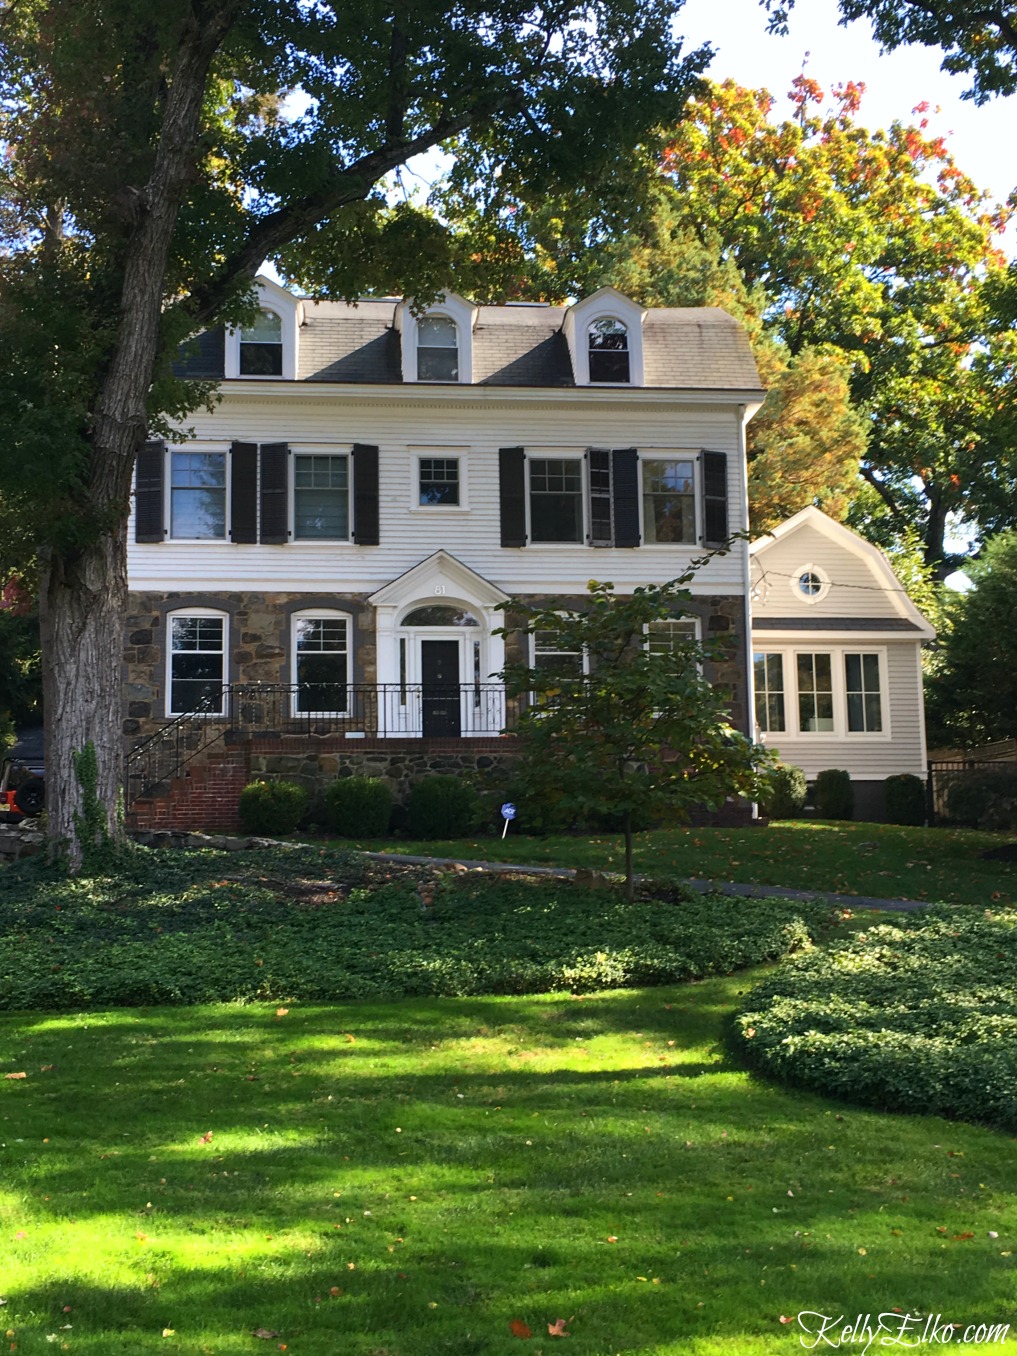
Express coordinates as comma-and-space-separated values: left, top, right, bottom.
3, 981, 1017, 1355
736, 905, 1017, 1133
0, 848, 830, 1009
348, 821, 1017, 908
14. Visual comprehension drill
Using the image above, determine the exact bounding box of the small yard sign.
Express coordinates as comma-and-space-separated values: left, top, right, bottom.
500, 802, 517, 838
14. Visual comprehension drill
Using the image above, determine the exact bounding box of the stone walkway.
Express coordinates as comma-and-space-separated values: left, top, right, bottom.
363, 851, 931, 913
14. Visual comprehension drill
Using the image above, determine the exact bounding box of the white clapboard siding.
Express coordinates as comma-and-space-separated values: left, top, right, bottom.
129, 389, 750, 596
752, 521, 911, 622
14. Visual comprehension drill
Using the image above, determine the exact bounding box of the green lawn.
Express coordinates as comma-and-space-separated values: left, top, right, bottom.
2, 981, 1017, 1355
341, 820, 1016, 908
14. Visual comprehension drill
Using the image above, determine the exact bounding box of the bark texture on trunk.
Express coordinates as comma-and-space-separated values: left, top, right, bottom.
40, 526, 129, 865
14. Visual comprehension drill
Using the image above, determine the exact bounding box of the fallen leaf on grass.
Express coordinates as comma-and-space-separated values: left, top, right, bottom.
953, 1232, 975, 1241
509, 1319, 532, 1338
39, 1065, 54, 1073
275, 1008, 289, 1018
252, 1329, 281, 1340
779, 1316, 793, 1325
548, 1318, 570, 1337
199, 1132, 213, 1144
3, 1074, 26, 1081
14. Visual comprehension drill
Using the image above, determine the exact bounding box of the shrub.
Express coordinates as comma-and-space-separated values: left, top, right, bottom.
735, 906, 1017, 1132
759, 762, 807, 819
945, 764, 1017, 830
407, 775, 482, 838
323, 776, 393, 837
814, 768, 853, 820
884, 773, 926, 826
237, 779, 309, 835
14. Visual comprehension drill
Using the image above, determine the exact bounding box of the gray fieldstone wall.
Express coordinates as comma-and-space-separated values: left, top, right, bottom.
125, 588, 749, 742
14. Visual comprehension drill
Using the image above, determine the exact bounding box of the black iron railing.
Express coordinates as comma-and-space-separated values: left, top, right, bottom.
927, 753, 1017, 825
126, 683, 521, 807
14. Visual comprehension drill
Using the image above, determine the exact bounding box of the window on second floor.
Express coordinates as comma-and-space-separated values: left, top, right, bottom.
417, 315, 459, 381
418, 457, 460, 506
588, 318, 630, 383
239, 309, 283, 376
529, 458, 583, 543
170, 451, 227, 539
293, 453, 350, 540
642, 458, 696, 544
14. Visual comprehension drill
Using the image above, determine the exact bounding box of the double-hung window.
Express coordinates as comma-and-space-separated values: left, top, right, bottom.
168, 612, 227, 715
642, 458, 696, 544
293, 454, 349, 540
532, 630, 585, 679
796, 653, 835, 732
419, 457, 460, 506
648, 619, 699, 658
239, 309, 283, 376
529, 458, 583, 543
170, 451, 226, 539
845, 653, 883, 732
292, 612, 350, 714
753, 652, 786, 733
417, 316, 458, 381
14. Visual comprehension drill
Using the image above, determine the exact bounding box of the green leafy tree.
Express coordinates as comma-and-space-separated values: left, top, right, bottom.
0, 0, 709, 865
924, 531, 1017, 748
765, 0, 1017, 103
498, 576, 772, 900
439, 78, 1017, 570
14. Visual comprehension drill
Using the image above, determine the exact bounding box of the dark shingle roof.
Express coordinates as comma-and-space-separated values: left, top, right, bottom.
176, 298, 762, 391
753, 617, 924, 632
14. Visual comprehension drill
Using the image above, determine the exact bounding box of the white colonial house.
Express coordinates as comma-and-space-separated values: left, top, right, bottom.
749, 507, 935, 820
123, 277, 767, 824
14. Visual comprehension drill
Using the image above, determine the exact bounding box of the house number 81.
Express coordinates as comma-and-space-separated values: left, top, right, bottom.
434, 585, 446, 595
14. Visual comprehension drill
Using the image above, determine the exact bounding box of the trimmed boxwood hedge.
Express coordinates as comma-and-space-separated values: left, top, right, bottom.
0, 846, 830, 1008
734, 906, 1017, 1131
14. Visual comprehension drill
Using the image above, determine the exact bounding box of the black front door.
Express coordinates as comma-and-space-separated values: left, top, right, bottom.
421, 640, 461, 737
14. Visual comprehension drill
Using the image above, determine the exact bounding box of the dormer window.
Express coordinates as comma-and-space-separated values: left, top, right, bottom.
240, 309, 283, 376
417, 315, 459, 381
588, 318, 630, 383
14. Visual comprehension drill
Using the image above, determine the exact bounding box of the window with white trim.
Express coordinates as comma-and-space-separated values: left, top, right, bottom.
753, 651, 786, 733
417, 315, 458, 381
647, 619, 699, 657
845, 652, 883, 732
239, 309, 283, 376
588, 318, 630, 383
418, 457, 460, 506
170, 451, 226, 539
791, 563, 830, 604
642, 458, 696, 544
293, 453, 350, 540
292, 612, 350, 715
168, 611, 227, 715
532, 629, 585, 679
796, 652, 835, 732
529, 458, 584, 543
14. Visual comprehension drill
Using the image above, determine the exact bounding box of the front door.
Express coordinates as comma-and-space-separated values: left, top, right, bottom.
421, 640, 461, 737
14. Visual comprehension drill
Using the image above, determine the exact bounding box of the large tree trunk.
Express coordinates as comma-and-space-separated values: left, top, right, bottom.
39, 527, 129, 866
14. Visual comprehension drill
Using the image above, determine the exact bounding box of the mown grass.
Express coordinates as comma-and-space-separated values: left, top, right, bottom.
2, 981, 1017, 1355
341, 820, 1017, 908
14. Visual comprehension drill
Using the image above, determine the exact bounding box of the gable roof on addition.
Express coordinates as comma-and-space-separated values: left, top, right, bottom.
177, 295, 762, 392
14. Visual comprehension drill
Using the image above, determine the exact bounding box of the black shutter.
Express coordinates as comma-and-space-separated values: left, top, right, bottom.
587, 449, 612, 546
499, 446, 526, 547
259, 443, 289, 544
134, 440, 165, 542
230, 442, 258, 543
701, 450, 729, 546
352, 443, 380, 545
612, 448, 640, 548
